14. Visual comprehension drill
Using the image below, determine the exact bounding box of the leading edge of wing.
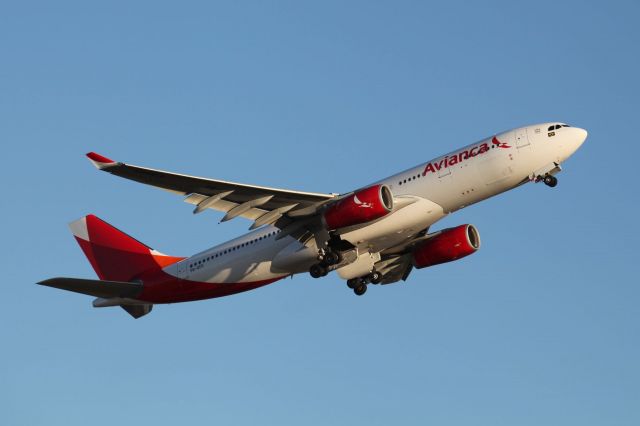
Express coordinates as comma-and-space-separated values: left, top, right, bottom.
85, 151, 336, 200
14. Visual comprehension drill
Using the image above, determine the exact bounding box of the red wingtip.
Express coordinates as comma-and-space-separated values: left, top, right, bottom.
86, 152, 115, 164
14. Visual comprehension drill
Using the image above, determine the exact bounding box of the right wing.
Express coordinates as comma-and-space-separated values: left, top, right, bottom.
86, 152, 337, 230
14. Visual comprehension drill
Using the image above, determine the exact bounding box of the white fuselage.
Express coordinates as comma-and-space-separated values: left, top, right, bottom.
164, 123, 587, 285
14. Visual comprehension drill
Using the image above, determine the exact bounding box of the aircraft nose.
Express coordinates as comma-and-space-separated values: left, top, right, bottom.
559, 127, 588, 161
564, 127, 587, 159
575, 127, 588, 146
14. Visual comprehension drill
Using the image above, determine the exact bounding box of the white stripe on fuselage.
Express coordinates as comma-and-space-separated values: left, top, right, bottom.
166, 123, 585, 285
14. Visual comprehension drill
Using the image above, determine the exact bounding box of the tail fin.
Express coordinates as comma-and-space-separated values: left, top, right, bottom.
70, 215, 183, 282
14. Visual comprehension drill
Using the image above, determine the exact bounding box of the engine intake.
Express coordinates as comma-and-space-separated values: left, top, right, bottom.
324, 185, 394, 230
412, 224, 480, 269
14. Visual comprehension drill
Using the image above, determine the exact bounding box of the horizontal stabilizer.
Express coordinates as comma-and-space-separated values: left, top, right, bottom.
37, 277, 143, 299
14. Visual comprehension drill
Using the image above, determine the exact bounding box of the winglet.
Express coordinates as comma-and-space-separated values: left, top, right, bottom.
86, 152, 116, 169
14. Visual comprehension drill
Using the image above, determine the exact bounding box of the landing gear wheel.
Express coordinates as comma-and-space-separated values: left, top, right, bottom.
354, 284, 367, 296
543, 175, 558, 188
347, 278, 360, 289
324, 251, 342, 266
369, 271, 383, 284
309, 264, 327, 278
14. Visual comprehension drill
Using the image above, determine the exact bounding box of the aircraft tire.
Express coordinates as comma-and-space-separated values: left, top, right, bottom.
369, 271, 383, 284
309, 264, 327, 279
347, 278, 360, 289
354, 284, 367, 296
324, 251, 341, 266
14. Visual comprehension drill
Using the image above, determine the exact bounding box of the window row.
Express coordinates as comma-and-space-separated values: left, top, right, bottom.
398, 172, 423, 186
189, 230, 281, 268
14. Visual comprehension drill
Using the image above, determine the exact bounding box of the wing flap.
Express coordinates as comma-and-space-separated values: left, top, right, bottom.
183, 193, 270, 221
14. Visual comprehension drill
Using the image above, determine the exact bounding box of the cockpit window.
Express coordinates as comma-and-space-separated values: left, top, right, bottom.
548, 124, 571, 131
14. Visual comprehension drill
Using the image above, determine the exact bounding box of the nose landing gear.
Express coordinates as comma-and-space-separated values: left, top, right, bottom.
542, 175, 558, 187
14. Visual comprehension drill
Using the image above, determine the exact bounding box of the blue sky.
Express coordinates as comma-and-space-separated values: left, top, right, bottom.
2, 1, 639, 425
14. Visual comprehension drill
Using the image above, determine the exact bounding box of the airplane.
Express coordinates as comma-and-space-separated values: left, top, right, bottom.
38, 122, 587, 318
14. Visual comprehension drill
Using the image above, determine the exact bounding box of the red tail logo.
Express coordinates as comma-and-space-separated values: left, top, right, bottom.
71, 215, 183, 282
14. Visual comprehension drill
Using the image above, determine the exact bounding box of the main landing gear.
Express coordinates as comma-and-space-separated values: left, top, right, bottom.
308, 249, 343, 279
346, 271, 383, 296
309, 264, 328, 278
308, 245, 384, 297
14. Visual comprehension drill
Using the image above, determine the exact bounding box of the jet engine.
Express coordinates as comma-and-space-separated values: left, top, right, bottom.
412, 224, 480, 269
323, 184, 394, 230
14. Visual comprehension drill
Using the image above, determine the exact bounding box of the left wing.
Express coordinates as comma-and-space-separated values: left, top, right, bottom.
86, 152, 337, 230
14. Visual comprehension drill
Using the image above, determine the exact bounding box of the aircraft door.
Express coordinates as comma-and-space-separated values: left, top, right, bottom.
515, 128, 530, 148
177, 260, 189, 279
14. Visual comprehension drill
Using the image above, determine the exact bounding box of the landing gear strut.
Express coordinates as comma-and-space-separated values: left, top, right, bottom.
542, 175, 558, 188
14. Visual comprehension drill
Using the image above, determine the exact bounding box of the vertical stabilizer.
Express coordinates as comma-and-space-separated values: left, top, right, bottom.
70, 215, 183, 282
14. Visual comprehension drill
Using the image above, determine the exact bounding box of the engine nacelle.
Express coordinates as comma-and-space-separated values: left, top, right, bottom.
324, 185, 394, 230
412, 224, 480, 269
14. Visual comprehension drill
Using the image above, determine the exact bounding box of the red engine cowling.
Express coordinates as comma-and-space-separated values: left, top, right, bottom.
324, 185, 394, 230
412, 224, 480, 269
